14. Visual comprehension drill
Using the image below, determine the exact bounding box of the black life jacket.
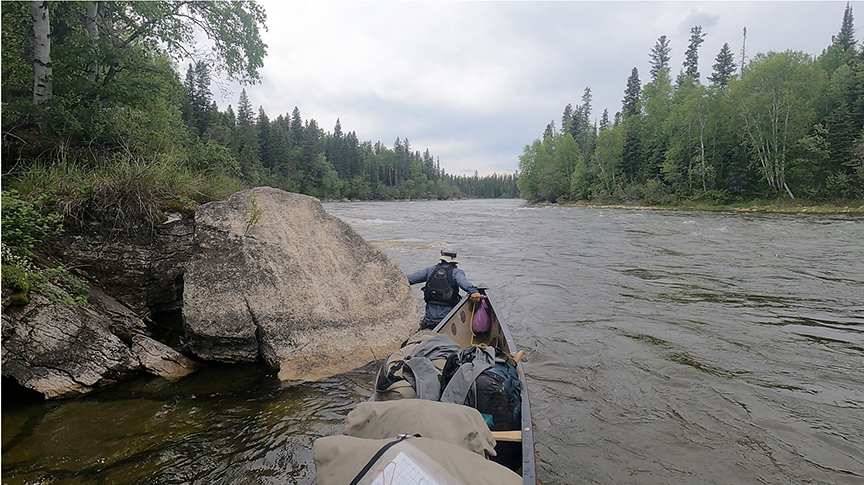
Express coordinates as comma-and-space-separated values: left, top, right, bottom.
423, 263, 460, 306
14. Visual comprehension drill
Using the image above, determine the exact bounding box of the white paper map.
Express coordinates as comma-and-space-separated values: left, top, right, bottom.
369, 450, 442, 485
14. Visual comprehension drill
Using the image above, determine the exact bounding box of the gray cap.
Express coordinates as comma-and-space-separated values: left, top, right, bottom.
438, 248, 459, 264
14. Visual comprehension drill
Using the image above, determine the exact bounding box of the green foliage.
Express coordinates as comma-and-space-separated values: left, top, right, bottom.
1, 247, 34, 305
10, 154, 242, 227
733, 50, 828, 198
686, 189, 733, 205
1, 192, 87, 306
622, 68, 642, 117
96, 1, 267, 85
31, 266, 90, 307
244, 194, 264, 236
518, 135, 580, 203
187, 140, 242, 176
520, 6, 864, 207
649, 35, 672, 81
708, 43, 737, 88
683, 25, 706, 80
1, 190, 63, 249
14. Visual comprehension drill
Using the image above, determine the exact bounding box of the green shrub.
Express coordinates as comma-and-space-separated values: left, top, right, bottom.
1, 190, 63, 248
687, 189, 733, 206
32, 266, 89, 306
1, 190, 88, 306
1, 249, 33, 305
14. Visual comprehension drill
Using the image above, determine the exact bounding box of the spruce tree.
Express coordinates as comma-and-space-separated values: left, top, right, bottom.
683, 25, 706, 82
543, 120, 556, 139
578, 87, 596, 163
561, 103, 574, 135
230, 92, 261, 182
708, 43, 737, 88
581, 87, 593, 124
257, 107, 271, 168
236, 89, 255, 126
193, 62, 214, 134
599, 109, 610, 131
182, 64, 196, 131
182, 61, 215, 135
621, 121, 643, 183
836, 3, 857, 52
290, 107, 304, 147
649, 35, 672, 81
622, 67, 642, 117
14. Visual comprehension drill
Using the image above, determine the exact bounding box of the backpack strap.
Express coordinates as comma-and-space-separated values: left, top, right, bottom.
403, 335, 461, 400
439, 346, 496, 405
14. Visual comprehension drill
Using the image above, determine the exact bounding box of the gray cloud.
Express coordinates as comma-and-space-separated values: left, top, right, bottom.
681, 9, 721, 34
214, 1, 858, 176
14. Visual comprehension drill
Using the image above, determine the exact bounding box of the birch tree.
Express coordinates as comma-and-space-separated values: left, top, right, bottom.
30, 1, 51, 104
732, 51, 827, 198
85, 1, 99, 83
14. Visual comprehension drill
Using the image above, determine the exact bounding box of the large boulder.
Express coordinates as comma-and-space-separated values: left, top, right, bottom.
2, 288, 196, 399
182, 187, 418, 381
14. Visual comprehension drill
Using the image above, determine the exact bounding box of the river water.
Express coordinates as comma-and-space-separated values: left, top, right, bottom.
3, 199, 863, 484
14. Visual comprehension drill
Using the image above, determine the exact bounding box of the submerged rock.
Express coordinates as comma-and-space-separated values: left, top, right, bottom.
183, 187, 417, 381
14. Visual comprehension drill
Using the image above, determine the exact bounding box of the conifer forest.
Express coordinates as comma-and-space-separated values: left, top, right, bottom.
518, 5, 864, 206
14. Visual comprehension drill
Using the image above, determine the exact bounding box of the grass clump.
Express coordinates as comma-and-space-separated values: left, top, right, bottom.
244, 194, 264, 236
2, 148, 249, 305
10, 151, 246, 228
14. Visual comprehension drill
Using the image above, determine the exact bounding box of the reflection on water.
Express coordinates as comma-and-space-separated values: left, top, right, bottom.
3, 199, 863, 484
3, 362, 377, 484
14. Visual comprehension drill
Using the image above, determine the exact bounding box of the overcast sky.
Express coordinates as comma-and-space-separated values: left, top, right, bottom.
213, 1, 860, 176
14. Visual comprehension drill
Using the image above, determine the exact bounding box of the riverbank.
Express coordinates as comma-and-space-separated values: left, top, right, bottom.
566, 200, 864, 214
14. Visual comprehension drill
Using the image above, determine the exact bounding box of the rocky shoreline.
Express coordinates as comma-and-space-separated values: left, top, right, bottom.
2, 188, 418, 400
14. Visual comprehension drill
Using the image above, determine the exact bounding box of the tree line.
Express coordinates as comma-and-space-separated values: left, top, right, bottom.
1, 1, 517, 205
181, 64, 518, 200
518, 5, 864, 205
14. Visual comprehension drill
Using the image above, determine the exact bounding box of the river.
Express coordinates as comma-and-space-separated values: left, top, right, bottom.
3, 198, 863, 484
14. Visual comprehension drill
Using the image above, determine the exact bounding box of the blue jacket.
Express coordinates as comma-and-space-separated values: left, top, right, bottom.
407, 262, 478, 326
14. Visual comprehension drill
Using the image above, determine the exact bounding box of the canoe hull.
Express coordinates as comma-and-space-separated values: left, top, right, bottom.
431, 291, 537, 485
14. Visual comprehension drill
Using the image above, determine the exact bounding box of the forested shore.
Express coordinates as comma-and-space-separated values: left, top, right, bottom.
517, 5, 864, 210
1, 2, 516, 206
1, 1, 514, 305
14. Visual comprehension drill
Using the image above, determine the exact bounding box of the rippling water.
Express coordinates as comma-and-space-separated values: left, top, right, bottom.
3, 199, 863, 484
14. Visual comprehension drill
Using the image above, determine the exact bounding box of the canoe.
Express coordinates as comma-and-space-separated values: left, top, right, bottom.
315, 289, 537, 485
427, 289, 537, 485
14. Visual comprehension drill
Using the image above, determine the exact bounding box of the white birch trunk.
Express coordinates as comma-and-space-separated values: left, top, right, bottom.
30, 1, 52, 104
698, 97, 707, 192
85, 1, 100, 83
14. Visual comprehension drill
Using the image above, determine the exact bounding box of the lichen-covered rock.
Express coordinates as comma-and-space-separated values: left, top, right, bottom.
182, 187, 418, 381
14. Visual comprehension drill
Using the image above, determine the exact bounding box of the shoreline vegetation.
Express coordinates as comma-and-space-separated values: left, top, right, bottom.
569, 201, 864, 214
516, 6, 864, 212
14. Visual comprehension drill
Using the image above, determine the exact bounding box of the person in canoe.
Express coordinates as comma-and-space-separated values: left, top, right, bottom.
407, 248, 482, 330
